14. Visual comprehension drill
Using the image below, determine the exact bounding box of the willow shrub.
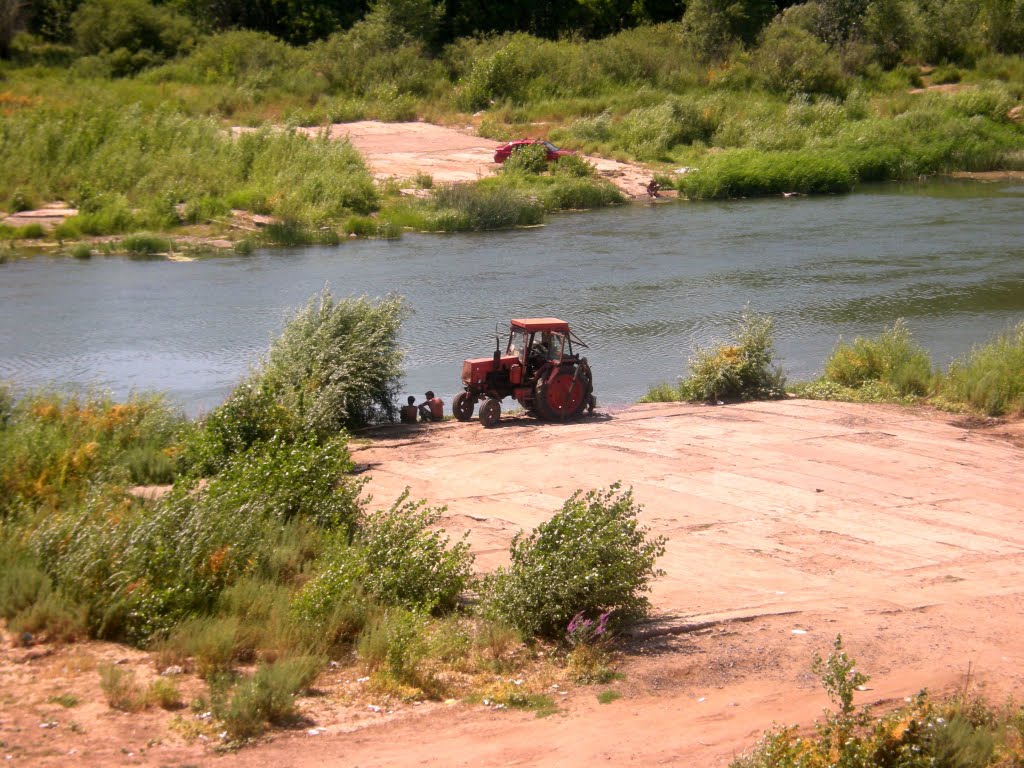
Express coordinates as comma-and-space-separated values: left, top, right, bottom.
255, 290, 407, 435
941, 320, 1024, 416
481, 484, 666, 640
292, 492, 474, 623
30, 434, 360, 644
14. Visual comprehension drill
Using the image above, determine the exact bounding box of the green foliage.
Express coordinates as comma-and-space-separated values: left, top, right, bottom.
252, 289, 408, 436
293, 492, 473, 622
482, 484, 666, 640
733, 637, 1017, 768
552, 153, 597, 178
597, 689, 622, 703
163, 616, 240, 679
941, 320, 1024, 416
679, 149, 857, 198
352, 493, 473, 613
682, 0, 776, 60
71, 0, 196, 76
639, 382, 686, 403
98, 664, 148, 711
678, 310, 786, 402
823, 319, 933, 397
147, 678, 182, 710
30, 435, 359, 644
863, 0, 918, 68
753, 24, 848, 98
183, 383, 296, 476
0, 390, 187, 516
221, 655, 324, 741
120, 233, 171, 257
812, 634, 870, 716
501, 143, 549, 174
356, 607, 428, 682
0, 103, 378, 235
405, 182, 546, 232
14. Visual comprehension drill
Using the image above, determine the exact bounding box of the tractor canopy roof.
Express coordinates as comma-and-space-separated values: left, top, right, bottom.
510, 318, 570, 333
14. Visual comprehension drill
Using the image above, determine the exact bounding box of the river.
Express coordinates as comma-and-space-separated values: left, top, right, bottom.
1, 180, 1022, 414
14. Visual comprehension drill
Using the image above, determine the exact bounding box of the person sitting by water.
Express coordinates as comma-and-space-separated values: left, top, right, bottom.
646, 178, 661, 198
400, 395, 418, 424
418, 391, 444, 422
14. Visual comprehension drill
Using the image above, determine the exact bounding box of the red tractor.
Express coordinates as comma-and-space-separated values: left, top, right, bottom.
453, 318, 596, 428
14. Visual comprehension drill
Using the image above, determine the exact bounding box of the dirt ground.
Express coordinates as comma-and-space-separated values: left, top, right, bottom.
3, 399, 1023, 767
292, 120, 660, 198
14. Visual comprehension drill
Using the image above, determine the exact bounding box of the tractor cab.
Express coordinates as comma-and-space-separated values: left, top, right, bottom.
506, 318, 576, 374
454, 317, 595, 427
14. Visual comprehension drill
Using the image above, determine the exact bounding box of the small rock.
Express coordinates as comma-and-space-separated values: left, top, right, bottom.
356, 676, 370, 683
307, 728, 321, 736
160, 665, 184, 676
40, 721, 58, 729
367, 705, 381, 713
328, 661, 340, 668
791, 629, 807, 635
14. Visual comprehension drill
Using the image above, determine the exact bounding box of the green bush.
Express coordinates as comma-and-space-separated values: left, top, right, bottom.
940, 320, 1024, 416
752, 25, 848, 98
293, 491, 473, 622
501, 143, 549, 174
638, 382, 686, 403
120, 233, 171, 257
31, 435, 359, 644
552, 154, 597, 178
0, 103, 378, 236
222, 655, 324, 741
424, 183, 545, 231
251, 289, 408, 436
679, 310, 786, 402
823, 319, 933, 397
72, 0, 197, 75
356, 607, 427, 682
679, 149, 857, 198
732, 636, 1014, 768
482, 484, 666, 640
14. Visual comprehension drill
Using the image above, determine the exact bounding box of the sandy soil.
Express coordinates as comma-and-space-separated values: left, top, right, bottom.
297, 120, 659, 198
3, 400, 1023, 767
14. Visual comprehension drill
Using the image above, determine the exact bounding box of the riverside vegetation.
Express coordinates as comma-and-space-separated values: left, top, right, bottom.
1, 0, 1023, 250
0, 290, 667, 742
733, 636, 1024, 768
1, 293, 1021, 748
643, 312, 1024, 418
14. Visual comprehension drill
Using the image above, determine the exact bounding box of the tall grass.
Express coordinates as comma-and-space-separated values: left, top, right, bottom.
941, 320, 1024, 416
0, 102, 378, 233
824, 320, 933, 397
644, 311, 785, 403
0, 390, 186, 516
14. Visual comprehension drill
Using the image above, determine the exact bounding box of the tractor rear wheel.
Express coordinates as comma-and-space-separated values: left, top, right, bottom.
453, 392, 475, 421
534, 363, 591, 422
479, 398, 501, 428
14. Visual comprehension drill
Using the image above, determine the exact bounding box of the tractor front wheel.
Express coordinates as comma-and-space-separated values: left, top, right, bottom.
479, 398, 501, 428
453, 392, 475, 421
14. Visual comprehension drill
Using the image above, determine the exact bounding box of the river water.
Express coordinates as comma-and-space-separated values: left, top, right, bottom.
1, 180, 1022, 414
